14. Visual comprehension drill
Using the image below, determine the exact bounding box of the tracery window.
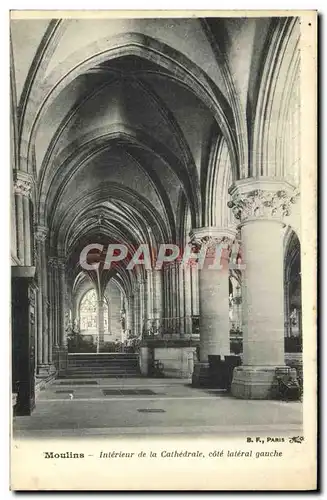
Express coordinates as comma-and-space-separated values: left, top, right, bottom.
80, 290, 98, 330
79, 290, 109, 331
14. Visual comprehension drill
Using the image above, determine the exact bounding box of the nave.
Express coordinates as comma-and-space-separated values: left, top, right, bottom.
11, 15, 303, 421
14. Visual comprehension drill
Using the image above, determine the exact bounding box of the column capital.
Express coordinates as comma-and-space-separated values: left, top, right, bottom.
13, 170, 34, 197
48, 256, 58, 267
189, 226, 237, 249
57, 257, 66, 271
227, 178, 299, 225
35, 224, 48, 242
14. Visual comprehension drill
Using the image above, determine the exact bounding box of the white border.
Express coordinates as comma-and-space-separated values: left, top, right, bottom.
2, 2, 322, 497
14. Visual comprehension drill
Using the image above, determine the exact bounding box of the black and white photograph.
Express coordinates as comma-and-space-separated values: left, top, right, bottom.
10, 10, 317, 490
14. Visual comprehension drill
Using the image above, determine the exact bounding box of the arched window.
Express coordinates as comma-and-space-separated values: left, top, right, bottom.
80, 289, 98, 331
284, 230, 302, 353
79, 290, 110, 332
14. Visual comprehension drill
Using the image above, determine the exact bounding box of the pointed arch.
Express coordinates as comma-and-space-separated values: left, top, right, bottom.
251, 17, 300, 178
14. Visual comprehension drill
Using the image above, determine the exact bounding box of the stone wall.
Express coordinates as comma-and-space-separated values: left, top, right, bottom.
154, 347, 196, 378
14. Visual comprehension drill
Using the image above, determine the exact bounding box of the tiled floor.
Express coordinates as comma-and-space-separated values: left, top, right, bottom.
13, 377, 303, 438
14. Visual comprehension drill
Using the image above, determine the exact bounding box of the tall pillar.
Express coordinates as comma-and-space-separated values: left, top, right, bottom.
184, 264, 193, 335
54, 262, 60, 346
146, 270, 153, 321
47, 259, 54, 364
177, 261, 185, 335
190, 227, 236, 387
13, 171, 33, 265
173, 261, 180, 333
133, 285, 140, 337
163, 266, 171, 331
152, 269, 163, 335
22, 196, 32, 266
107, 299, 111, 333
36, 279, 43, 369
35, 225, 51, 375
191, 265, 199, 317
97, 299, 105, 352
57, 258, 67, 348
48, 257, 59, 370
228, 178, 299, 399
139, 280, 145, 337
15, 190, 25, 263
127, 294, 134, 334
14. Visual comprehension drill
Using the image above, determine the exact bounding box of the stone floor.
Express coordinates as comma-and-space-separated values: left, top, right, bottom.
13, 377, 303, 438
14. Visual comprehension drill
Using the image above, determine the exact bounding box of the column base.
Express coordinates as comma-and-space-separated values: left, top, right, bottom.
36, 364, 53, 377
139, 346, 150, 376
231, 365, 298, 400
192, 362, 210, 388
58, 347, 69, 377
35, 364, 57, 394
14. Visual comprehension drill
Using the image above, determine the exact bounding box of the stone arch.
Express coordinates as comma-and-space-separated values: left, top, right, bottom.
38, 125, 190, 232
20, 32, 239, 182
38, 76, 201, 216
51, 182, 170, 256
251, 17, 300, 178
203, 133, 235, 228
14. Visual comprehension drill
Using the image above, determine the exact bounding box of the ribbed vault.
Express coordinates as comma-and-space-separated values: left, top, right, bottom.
10, 15, 301, 304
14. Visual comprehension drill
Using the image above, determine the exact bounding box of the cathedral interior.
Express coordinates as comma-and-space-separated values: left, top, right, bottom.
10, 15, 302, 425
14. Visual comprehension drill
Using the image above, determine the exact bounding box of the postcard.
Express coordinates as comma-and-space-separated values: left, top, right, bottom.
10, 9, 317, 490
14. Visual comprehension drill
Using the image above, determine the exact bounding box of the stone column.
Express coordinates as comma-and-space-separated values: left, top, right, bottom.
190, 227, 236, 387
146, 270, 153, 321
163, 266, 171, 331
177, 261, 185, 335
46, 259, 54, 365
184, 264, 193, 335
97, 299, 105, 352
127, 294, 134, 334
35, 225, 50, 375
191, 265, 199, 317
57, 258, 67, 348
152, 269, 163, 335
173, 261, 180, 333
54, 262, 60, 347
13, 171, 33, 265
36, 280, 43, 369
139, 280, 145, 337
48, 257, 59, 371
153, 270, 163, 318
15, 192, 24, 263
133, 285, 140, 337
107, 299, 111, 333
228, 178, 299, 399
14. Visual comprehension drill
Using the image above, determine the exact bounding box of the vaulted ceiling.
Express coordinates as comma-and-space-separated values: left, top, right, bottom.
10, 15, 300, 294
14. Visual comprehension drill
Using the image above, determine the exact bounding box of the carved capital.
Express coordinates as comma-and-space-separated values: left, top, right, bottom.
48, 256, 58, 267
189, 227, 236, 251
13, 171, 34, 197
228, 178, 299, 224
57, 257, 66, 271
35, 224, 48, 242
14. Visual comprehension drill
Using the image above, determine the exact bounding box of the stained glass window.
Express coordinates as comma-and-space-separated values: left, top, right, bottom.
80, 290, 98, 330
80, 290, 109, 332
